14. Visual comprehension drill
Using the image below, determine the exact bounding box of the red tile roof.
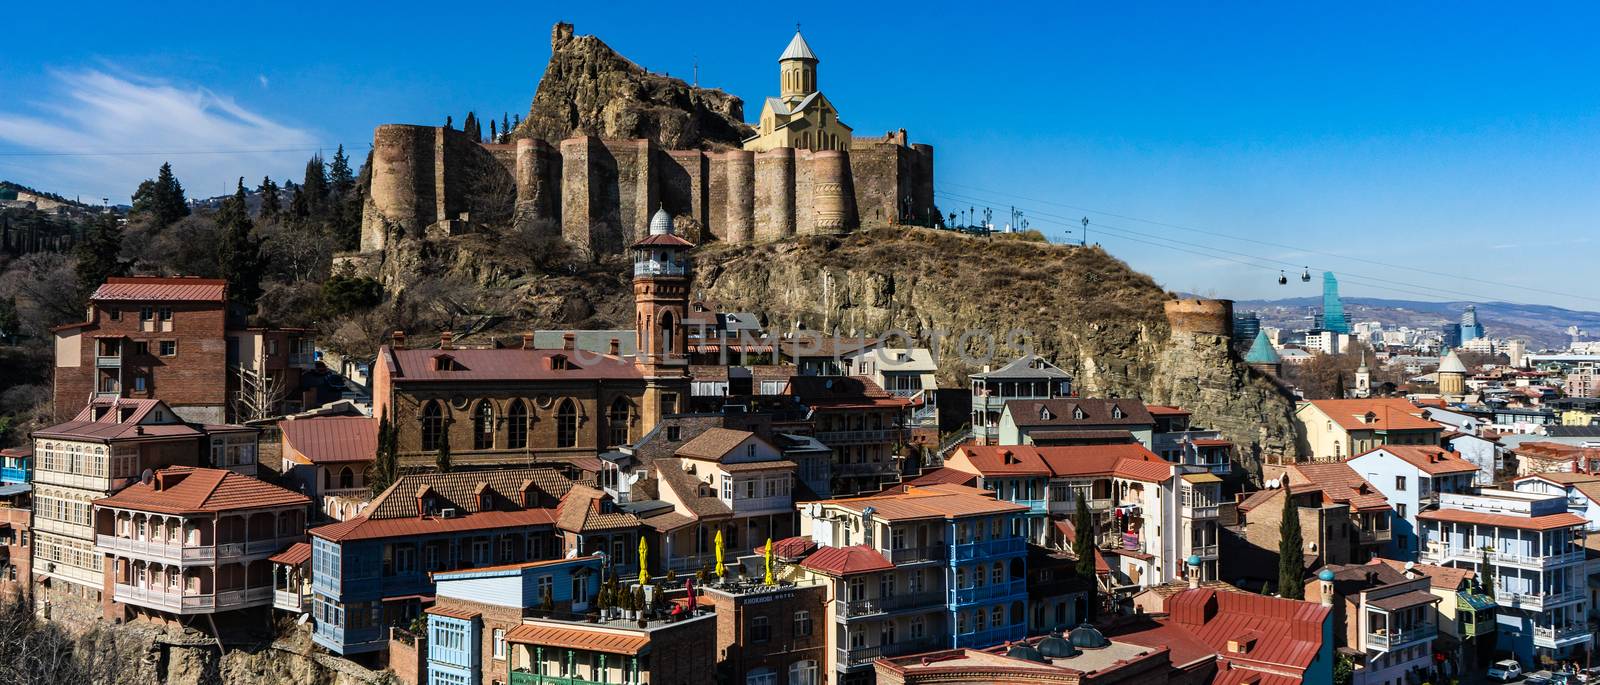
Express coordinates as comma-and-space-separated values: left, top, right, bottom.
95, 467, 309, 514
311, 508, 558, 542
947, 445, 1052, 476
892, 467, 978, 491
1033, 444, 1165, 478
34, 398, 207, 442
811, 483, 1026, 522
1113, 458, 1175, 483
91, 276, 226, 303
506, 623, 650, 655
426, 605, 482, 621
755, 536, 816, 560
384, 346, 643, 382
1146, 405, 1192, 417
279, 416, 377, 464
1353, 445, 1477, 475
630, 233, 694, 248
269, 542, 311, 567
799, 545, 894, 576
1305, 398, 1442, 432
786, 376, 909, 410
1286, 463, 1390, 512
1417, 508, 1587, 531
1165, 588, 1330, 677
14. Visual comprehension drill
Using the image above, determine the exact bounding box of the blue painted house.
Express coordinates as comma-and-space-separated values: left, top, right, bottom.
425, 555, 605, 685
309, 468, 574, 655
942, 445, 1051, 544
0, 446, 29, 485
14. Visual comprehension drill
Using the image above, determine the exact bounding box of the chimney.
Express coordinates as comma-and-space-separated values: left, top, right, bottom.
440, 331, 453, 350
609, 337, 621, 356
563, 332, 576, 351
522, 332, 534, 350
154, 470, 165, 491
392, 330, 407, 349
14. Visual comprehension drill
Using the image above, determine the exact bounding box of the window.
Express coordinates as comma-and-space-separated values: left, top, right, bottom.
745, 669, 776, 685
139, 306, 153, 321
667, 426, 681, 441
339, 467, 354, 489
134, 341, 149, 355
472, 401, 494, 450
991, 605, 1004, 627
751, 615, 771, 642
108, 308, 121, 321
1397, 503, 1408, 520
158, 307, 173, 321
556, 399, 577, 448
793, 610, 812, 637
536, 575, 553, 603
492, 628, 506, 660
911, 616, 926, 639
507, 400, 528, 450
1395, 476, 1407, 492
788, 661, 818, 685
421, 401, 445, 451
159, 340, 176, 356
134, 375, 147, 392
608, 397, 631, 448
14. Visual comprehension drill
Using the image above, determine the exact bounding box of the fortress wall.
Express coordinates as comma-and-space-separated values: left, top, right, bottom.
514, 138, 561, 229
661, 149, 705, 235
847, 140, 903, 227
559, 136, 598, 249
1164, 299, 1235, 338
792, 148, 816, 234
754, 148, 796, 241
721, 150, 754, 243
905, 143, 936, 224
366, 124, 439, 251
809, 149, 852, 235
599, 139, 653, 251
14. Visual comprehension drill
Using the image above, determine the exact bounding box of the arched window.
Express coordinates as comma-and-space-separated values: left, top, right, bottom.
323, 469, 332, 491
608, 398, 631, 448
507, 400, 528, 450
339, 467, 354, 490
473, 401, 495, 450
421, 401, 445, 451
556, 399, 577, 448
659, 311, 675, 355
788, 660, 818, 685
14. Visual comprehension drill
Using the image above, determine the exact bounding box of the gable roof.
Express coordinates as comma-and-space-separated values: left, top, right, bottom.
1005, 398, 1155, 428
970, 355, 1071, 381
947, 445, 1051, 476
1285, 463, 1390, 512
91, 276, 226, 303
280, 416, 377, 464
383, 345, 643, 382
1303, 398, 1441, 432
365, 468, 572, 519
653, 458, 733, 519
1368, 558, 1474, 591
800, 545, 893, 576
1165, 589, 1330, 676
34, 398, 207, 442
1033, 444, 1165, 478
96, 466, 309, 514
813, 483, 1027, 522
556, 484, 643, 533
1352, 445, 1478, 475
676, 428, 770, 462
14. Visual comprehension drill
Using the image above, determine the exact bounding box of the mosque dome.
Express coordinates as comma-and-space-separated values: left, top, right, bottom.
1006, 642, 1047, 663
1037, 630, 1080, 659
649, 208, 674, 236
1068, 623, 1109, 649
1318, 568, 1336, 582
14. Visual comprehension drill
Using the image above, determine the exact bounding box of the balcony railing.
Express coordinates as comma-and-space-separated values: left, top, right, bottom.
833, 461, 901, 477
1533, 624, 1591, 645
957, 625, 1025, 649
273, 588, 308, 612
1431, 546, 1585, 568
952, 537, 1025, 562
1190, 544, 1219, 558
732, 495, 792, 514
839, 591, 945, 619
816, 429, 904, 445
951, 579, 1026, 605
1500, 589, 1585, 609
320, 487, 369, 500
288, 353, 315, 368
1358, 528, 1393, 544
97, 534, 299, 564
95, 356, 122, 368
1184, 504, 1220, 519
837, 638, 942, 669
1366, 625, 1436, 651
885, 546, 947, 565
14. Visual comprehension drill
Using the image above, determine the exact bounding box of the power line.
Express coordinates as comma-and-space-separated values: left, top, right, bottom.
933, 188, 1559, 307
0, 145, 369, 158
939, 180, 1598, 305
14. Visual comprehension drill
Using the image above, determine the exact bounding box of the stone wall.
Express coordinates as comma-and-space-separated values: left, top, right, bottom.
360, 126, 936, 258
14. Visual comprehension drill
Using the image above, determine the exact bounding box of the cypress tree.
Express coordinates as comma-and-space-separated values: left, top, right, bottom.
1072, 495, 1098, 621
501, 113, 511, 142
259, 176, 281, 219
1478, 546, 1495, 598
74, 213, 127, 299
370, 412, 399, 496
216, 178, 263, 307
489, 120, 497, 143
463, 112, 479, 142
1278, 488, 1305, 599
328, 145, 354, 200
435, 429, 453, 473
300, 155, 328, 217
130, 162, 190, 228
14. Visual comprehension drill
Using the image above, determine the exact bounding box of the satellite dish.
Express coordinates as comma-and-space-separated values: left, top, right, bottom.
140, 469, 154, 485
296, 613, 310, 625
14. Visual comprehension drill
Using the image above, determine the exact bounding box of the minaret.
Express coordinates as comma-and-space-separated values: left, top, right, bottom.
1317, 568, 1335, 607
778, 29, 818, 103
632, 208, 692, 428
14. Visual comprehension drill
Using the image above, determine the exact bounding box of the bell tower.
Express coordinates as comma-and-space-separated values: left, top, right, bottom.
778, 29, 818, 103
632, 208, 692, 427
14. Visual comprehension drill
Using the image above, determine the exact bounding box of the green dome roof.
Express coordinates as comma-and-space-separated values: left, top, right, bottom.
1244, 329, 1281, 365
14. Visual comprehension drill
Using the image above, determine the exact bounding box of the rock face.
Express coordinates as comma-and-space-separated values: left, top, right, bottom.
691, 228, 1299, 477
518, 23, 755, 150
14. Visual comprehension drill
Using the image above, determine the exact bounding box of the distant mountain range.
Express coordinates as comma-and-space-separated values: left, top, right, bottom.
1229, 297, 1600, 351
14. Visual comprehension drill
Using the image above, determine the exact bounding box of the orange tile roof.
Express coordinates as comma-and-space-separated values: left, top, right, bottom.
279, 416, 377, 464
95, 467, 309, 514
91, 276, 226, 302
1286, 463, 1390, 512
947, 445, 1052, 476
1353, 445, 1478, 475
1147, 405, 1192, 416
269, 542, 311, 567
1034, 443, 1164, 478
799, 545, 894, 576
1113, 458, 1175, 483
426, 605, 482, 621
812, 483, 1026, 522
1165, 589, 1330, 676
1305, 398, 1442, 432
311, 508, 557, 542
1417, 508, 1587, 531
506, 623, 650, 655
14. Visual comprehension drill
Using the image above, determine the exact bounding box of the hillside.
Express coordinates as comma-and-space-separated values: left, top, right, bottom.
1234, 296, 1600, 350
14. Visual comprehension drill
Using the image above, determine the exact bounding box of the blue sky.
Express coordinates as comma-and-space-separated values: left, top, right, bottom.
3, 2, 1597, 311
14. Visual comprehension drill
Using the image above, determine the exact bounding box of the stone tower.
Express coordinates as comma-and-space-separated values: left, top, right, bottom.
632, 209, 692, 427
1353, 351, 1371, 398
1438, 350, 1467, 396
778, 30, 817, 101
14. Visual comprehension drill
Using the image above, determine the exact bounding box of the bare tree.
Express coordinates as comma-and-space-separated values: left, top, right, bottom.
233, 366, 291, 422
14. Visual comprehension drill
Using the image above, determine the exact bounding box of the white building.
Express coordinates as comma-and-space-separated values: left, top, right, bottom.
1512, 473, 1600, 532
1347, 446, 1478, 558
1417, 489, 1590, 663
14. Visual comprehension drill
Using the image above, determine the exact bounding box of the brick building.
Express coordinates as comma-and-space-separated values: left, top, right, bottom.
702, 580, 828, 685
0, 483, 31, 600
786, 376, 910, 497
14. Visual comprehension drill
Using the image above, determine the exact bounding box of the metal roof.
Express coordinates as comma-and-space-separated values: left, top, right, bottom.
779, 31, 817, 61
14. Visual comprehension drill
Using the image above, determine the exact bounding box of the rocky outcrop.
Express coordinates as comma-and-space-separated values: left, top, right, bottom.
517, 23, 754, 149
691, 228, 1298, 475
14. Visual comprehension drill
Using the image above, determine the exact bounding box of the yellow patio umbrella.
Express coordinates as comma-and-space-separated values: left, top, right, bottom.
638, 537, 649, 586
763, 537, 775, 585
714, 528, 726, 579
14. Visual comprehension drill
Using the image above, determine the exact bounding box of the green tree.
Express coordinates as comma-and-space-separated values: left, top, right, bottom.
501, 113, 511, 142
1072, 495, 1098, 621
1334, 653, 1354, 685
328, 145, 354, 200
1278, 488, 1305, 600
369, 412, 399, 497
435, 428, 452, 473
259, 176, 281, 219
299, 154, 328, 219
216, 178, 263, 307
321, 274, 383, 316
463, 112, 480, 142
130, 162, 190, 228
489, 119, 497, 143
73, 213, 127, 300
1479, 546, 1495, 598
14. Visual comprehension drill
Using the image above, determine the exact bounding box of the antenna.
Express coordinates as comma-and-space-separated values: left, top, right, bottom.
1080, 217, 1089, 246
693, 56, 699, 87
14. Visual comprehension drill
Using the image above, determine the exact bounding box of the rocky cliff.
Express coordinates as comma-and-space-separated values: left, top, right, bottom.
516, 23, 755, 149
691, 227, 1299, 475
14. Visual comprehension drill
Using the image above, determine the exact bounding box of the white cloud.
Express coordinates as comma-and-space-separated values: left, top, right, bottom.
258, 74, 269, 89
0, 69, 319, 203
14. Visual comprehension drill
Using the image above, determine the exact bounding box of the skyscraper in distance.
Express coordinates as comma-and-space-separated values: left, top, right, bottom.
1459, 304, 1485, 343
1321, 271, 1349, 334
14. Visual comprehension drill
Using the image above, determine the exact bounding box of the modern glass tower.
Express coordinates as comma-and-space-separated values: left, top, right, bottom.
1459, 304, 1485, 342
1321, 272, 1349, 334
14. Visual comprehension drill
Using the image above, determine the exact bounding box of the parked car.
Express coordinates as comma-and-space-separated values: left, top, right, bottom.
1488, 660, 1523, 682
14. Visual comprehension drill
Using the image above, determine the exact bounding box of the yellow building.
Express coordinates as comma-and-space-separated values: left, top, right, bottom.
1293, 398, 1445, 461
742, 31, 853, 152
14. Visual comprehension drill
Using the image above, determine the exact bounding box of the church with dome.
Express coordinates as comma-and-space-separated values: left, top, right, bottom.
742, 30, 855, 153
